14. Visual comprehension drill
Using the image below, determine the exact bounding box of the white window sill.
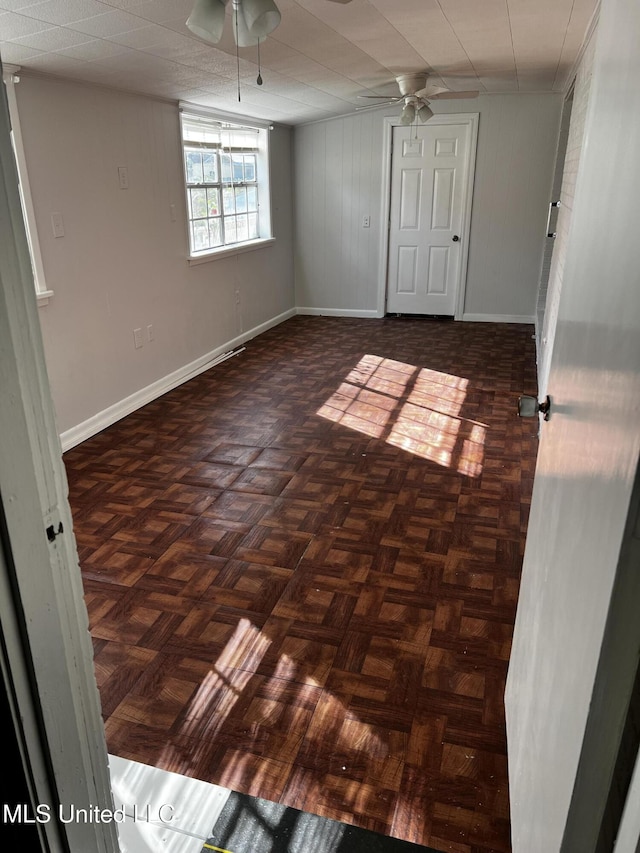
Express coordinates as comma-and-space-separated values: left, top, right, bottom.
188, 237, 275, 266
37, 289, 55, 306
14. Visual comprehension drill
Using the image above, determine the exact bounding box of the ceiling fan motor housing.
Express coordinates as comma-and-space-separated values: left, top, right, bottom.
396, 73, 428, 97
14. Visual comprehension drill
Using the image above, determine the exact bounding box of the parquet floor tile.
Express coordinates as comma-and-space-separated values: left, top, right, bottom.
65, 316, 539, 853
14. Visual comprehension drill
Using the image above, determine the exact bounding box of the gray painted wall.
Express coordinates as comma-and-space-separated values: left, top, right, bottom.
15, 75, 295, 436
293, 93, 562, 321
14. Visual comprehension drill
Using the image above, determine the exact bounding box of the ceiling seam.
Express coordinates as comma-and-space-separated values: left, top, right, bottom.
551, 0, 577, 92
504, 0, 520, 92
275, 0, 421, 83
432, 0, 482, 85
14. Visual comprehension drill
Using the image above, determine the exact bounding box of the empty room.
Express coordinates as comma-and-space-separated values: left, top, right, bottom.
1, 1, 640, 852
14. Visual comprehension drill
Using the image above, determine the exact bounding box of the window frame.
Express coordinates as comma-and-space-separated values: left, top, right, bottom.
2, 64, 53, 305
179, 106, 274, 263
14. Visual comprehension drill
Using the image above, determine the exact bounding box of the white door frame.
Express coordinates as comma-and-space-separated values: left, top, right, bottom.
0, 64, 117, 852
377, 112, 479, 320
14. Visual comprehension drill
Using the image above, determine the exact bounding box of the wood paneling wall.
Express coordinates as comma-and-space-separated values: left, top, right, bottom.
293, 94, 562, 322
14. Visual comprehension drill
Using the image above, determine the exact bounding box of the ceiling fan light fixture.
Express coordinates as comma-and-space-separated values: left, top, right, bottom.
186, 0, 227, 43
400, 102, 416, 125
241, 0, 281, 39
187, 0, 282, 46
417, 103, 434, 122
231, 0, 260, 46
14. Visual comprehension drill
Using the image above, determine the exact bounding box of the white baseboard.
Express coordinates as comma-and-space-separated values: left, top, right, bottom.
298, 307, 534, 324
462, 312, 536, 325
296, 306, 381, 319
60, 308, 296, 452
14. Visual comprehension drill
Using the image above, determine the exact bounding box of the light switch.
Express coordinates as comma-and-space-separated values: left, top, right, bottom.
51, 212, 65, 238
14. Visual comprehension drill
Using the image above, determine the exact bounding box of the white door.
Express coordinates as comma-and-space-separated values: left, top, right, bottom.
386, 120, 474, 315
505, 0, 640, 849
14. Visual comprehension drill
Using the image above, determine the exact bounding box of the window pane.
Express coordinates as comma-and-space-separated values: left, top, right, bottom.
192, 220, 209, 252
248, 212, 258, 239
222, 187, 235, 215
247, 186, 258, 211
202, 152, 218, 183
243, 155, 256, 182
232, 155, 244, 182
190, 188, 207, 219
224, 216, 237, 244
186, 151, 203, 184
207, 188, 220, 216
209, 218, 222, 247
236, 214, 249, 243
220, 154, 232, 183
235, 187, 247, 213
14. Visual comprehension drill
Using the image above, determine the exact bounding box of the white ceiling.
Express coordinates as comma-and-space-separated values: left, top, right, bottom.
0, 0, 598, 125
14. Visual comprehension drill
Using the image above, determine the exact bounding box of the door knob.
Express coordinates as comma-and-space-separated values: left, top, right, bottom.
518, 395, 551, 420
452, 235, 460, 242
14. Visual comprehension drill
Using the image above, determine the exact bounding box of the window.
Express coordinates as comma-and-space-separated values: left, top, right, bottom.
2, 64, 53, 304
180, 110, 272, 259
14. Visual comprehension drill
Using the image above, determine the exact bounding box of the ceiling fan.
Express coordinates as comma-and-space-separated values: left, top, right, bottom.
359, 73, 479, 124
187, 0, 353, 48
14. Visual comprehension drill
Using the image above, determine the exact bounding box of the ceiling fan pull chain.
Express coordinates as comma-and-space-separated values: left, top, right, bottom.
257, 40, 263, 86
235, 5, 241, 101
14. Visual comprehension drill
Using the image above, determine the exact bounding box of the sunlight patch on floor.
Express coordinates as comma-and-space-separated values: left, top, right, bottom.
317, 356, 487, 477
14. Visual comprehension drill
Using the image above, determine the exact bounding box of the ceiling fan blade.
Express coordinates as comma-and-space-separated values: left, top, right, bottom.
428, 90, 479, 100
355, 100, 397, 110
324, 0, 353, 3
357, 94, 402, 101
415, 85, 449, 98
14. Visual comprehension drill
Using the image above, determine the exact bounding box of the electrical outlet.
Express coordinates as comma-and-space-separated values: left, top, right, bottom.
147, 324, 154, 342
118, 166, 129, 189
133, 328, 143, 349
235, 289, 241, 305
169, 204, 177, 222
362, 215, 371, 228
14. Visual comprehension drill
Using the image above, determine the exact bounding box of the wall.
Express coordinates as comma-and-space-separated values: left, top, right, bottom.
294, 109, 382, 317
15, 75, 294, 443
294, 93, 562, 322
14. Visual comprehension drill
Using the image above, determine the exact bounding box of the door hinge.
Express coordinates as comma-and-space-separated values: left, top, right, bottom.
46, 522, 64, 543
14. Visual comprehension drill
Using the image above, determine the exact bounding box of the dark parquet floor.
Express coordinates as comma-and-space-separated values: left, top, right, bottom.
65, 316, 539, 853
